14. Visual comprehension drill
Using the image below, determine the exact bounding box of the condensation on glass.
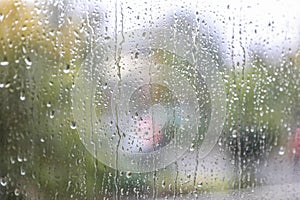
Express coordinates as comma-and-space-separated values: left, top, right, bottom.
1, 0, 300, 199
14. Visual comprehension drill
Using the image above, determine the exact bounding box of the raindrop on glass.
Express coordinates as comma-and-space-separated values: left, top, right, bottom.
20, 166, 26, 176
17, 155, 23, 162
46, 101, 51, 108
278, 146, 285, 155
10, 156, 15, 164
190, 143, 195, 152
63, 64, 70, 74
70, 121, 77, 129
14, 188, 20, 196
126, 171, 132, 178
0, 58, 9, 66
49, 110, 55, 119
197, 181, 203, 188
0, 177, 7, 187
232, 130, 238, 138
24, 56, 32, 67
20, 91, 25, 101
162, 180, 166, 188
21, 25, 27, 31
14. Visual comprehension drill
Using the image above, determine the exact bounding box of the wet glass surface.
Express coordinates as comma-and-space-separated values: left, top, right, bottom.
1, 0, 300, 199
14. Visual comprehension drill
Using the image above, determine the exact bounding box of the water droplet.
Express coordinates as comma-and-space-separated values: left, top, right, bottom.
0, 177, 7, 186
232, 130, 238, 138
5, 82, 10, 88
292, 147, 296, 155
21, 25, 27, 31
102, 83, 108, 89
190, 143, 195, 152
279, 87, 283, 92
17, 156, 23, 162
20, 166, 26, 176
70, 121, 77, 129
24, 56, 32, 66
22, 46, 27, 54
40, 138, 45, 143
14, 188, 20, 196
10, 156, 15, 164
46, 101, 51, 108
20, 91, 25, 101
49, 110, 55, 119
218, 138, 223, 146
162, 180, 166, 188
278, 146, 285, 155
119, 171, 124, 176
63, 64, 70, 74
260, 111, 264, 117
126, 171, 132, 178
0, 59, 9, 66
197, 181, 203, 187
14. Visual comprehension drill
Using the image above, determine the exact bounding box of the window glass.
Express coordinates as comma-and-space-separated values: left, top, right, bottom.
1, 0, 300, 199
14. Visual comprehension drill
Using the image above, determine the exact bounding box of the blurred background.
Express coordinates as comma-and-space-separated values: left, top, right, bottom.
1, 0, 300, 199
